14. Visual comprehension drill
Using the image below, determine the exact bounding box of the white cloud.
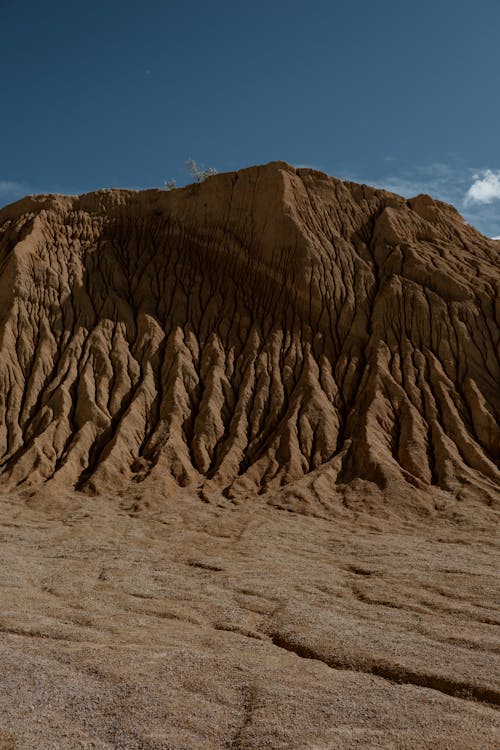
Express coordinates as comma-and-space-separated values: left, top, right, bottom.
492, 236, 500, 240
464, 169, 500, 206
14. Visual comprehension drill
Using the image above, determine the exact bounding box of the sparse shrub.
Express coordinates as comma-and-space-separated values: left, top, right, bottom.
164, 161, 217, 191
185, 159, 218, 183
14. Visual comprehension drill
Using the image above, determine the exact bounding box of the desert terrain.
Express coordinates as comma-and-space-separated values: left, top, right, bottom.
0, 162, 498, 748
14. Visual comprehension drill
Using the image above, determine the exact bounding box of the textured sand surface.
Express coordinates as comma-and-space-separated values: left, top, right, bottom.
0, 162, 498, 748
0, 491, 498, 749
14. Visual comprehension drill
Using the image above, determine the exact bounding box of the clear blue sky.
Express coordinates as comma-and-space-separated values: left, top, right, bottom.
2, 0, 500, 235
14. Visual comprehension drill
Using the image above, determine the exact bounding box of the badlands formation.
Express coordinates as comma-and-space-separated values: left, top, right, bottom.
0, 161, 498, 748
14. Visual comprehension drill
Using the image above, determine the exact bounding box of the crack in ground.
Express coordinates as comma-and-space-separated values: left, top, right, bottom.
269, 632, 500, 708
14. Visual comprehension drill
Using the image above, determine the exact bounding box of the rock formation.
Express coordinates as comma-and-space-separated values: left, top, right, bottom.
0, 161, 498, 506
1, 162, 499, 749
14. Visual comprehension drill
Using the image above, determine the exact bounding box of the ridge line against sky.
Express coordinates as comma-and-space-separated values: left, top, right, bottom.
2, 162, 500, 238
341, 163, 500, 238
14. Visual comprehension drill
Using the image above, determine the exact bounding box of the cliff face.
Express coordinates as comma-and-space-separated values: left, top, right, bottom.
0, 161, 498, 504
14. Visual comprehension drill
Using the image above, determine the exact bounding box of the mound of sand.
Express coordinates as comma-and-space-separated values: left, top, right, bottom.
0, 162, 498, 507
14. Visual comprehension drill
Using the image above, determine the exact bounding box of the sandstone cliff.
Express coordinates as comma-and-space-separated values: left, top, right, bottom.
0, 162, 498, 506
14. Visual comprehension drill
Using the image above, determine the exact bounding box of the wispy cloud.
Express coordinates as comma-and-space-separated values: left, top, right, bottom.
293, 163, 325, 171
0, 180, 25, 195
464, 169, 500, 206
342, 162, 468, 211
341, 161, 500, 238
0, 180, 29, 207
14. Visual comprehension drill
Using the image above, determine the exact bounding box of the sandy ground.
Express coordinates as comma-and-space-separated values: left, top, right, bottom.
0, 486, 498, 749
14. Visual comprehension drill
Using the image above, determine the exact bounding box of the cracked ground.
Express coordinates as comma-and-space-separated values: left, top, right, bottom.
0, 489, 498, 749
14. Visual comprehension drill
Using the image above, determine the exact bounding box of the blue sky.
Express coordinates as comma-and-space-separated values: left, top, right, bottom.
1, 0, 499, 236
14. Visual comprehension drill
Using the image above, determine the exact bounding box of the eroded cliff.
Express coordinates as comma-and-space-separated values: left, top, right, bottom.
0, 162, 498, 506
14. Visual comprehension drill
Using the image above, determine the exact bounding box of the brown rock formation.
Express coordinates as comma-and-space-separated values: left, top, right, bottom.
0, 162, 499, 749
0, 161, 498, 507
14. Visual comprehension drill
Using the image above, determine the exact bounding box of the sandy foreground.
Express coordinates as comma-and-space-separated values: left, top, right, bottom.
0, 487, 498, 750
